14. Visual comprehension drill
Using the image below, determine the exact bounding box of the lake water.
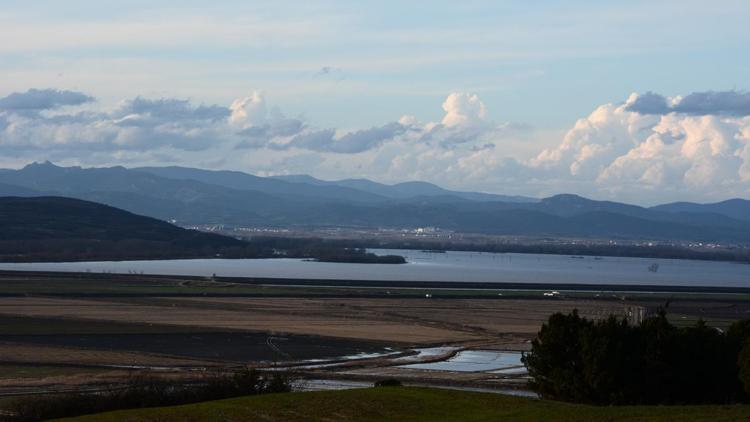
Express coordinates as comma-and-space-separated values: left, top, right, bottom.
0, 249, 749, 288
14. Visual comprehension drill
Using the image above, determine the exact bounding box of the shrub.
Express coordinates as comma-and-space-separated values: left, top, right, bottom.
1, 368, 293, 422
739, 340, 750, 396
523, 310, 750, 405
374, 378, 402, 387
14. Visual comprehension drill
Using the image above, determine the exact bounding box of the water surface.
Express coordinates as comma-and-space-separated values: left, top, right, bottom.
0, 249, 748, 287
401, 350, 524, 372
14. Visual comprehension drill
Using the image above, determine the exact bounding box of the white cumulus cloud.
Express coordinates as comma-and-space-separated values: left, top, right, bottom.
530, 92, 750, 201
441, 92, 487, 127
2, 88, 750, 204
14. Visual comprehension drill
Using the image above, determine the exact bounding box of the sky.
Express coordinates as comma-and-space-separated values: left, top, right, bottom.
1, 0, 749, 205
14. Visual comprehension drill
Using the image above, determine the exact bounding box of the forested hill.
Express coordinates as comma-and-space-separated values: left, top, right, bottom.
0, 196, 406, 264
0, 196, 247, 261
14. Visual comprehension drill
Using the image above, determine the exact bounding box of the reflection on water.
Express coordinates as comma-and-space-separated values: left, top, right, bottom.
392, 346, 460, 363
401, 350, 525, 373
0, 248, 748, 287
491, 367, 529, 375
286, 348, 536, 397
293, 379, 372, 392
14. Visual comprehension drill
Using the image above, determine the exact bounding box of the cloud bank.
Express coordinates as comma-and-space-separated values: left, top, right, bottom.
1, 88, 749, 204
626, 90, 750, 116
0, 89, 94, 111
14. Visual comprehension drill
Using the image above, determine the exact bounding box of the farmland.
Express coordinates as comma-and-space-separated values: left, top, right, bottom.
0, 270, 748, 402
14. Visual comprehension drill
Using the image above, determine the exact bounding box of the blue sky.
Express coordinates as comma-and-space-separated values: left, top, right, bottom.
1, 1, 749, 203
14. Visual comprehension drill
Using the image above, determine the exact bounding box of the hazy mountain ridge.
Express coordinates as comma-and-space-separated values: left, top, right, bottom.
651, 199, 750, 223
272, 174, 538, 203
136, 166, 389, 203
1, 162, 750, 242
0, 182, 39, 197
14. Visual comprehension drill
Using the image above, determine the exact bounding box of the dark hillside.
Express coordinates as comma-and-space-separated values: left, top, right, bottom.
0, 196, 247, 261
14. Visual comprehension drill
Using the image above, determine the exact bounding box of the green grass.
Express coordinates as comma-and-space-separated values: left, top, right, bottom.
55, 387, 750, 421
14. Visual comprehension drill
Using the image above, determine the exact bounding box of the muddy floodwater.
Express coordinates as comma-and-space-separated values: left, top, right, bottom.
1, 249, 749, 287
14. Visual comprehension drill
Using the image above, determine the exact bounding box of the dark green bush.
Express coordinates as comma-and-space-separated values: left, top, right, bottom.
1, 368, 292, 422
374, 378, 403, 387
739, 340, 750, 396
523, 310, 750, 405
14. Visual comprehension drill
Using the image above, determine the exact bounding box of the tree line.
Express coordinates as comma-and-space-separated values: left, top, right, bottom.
2, 368, 292, 422
523, 309, 750, 404
0, 237, 405, 264
349, 238, 750, 263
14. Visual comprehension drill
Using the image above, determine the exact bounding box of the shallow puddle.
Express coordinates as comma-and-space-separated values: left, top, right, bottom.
392, 346, 460, 363
400, 350, 524, 372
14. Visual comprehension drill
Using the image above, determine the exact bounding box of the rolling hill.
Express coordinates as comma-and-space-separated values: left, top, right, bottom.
0, 196, 248, 261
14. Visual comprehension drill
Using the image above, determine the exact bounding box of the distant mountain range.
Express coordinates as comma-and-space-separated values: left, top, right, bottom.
270, 174, 537, 203
651, 199, 750, 223
1, 162, 750, 243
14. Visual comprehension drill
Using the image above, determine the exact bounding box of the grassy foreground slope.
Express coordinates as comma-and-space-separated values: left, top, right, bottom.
59, 387, 750, 422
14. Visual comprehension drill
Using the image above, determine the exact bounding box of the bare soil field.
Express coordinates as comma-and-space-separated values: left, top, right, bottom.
169, 296, 635, 339
0, 297, 473, 343
0, 342, 215, 367
0, 271, 748, 399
